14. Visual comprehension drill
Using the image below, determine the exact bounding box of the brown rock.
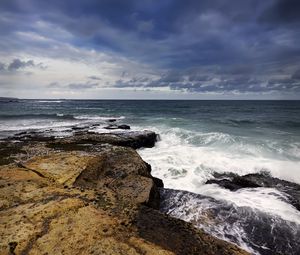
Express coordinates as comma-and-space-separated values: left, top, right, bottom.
22, 146, 160, 207
0, 137, 250, 255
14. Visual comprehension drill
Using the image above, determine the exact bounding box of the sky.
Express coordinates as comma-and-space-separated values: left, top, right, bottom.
0, 0, 300, 99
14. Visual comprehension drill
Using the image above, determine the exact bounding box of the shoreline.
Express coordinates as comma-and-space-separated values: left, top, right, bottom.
0, 128, 250, 255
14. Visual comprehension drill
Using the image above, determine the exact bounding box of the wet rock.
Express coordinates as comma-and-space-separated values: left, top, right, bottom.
10, 131, 56, 142
136, 204, 248, 255
71, 126, 88, 131
49, 131, 158, 150
117, 124, 130, 130
107, 119, 117, 122
4, 129, 157, 150
206, 172, 300, 211
104, 124, 131, 130
160, 188, 300, 255
0, 141, 26, 165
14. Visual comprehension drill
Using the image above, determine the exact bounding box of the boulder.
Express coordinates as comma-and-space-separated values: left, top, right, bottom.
206, 173, 300, 211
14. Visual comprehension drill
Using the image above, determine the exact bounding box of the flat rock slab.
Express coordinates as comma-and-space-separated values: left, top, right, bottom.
6, 130, 158, 150
24, 152, 95, 186
0, 136, 249, 255
0, 163, 249, 255
22, 146, 160, 207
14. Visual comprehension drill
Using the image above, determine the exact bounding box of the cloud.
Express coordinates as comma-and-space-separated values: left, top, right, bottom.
0, 62, 5, 71
87, 75, 102, 80
137, 20, 154, 33
48, 81, 99, 90
260, 0, 300, 25
292, 69, 300, 80
68, 81, 98, 90
0, 58, 47, 73
8, 59, 35, 71
0, 0, 299, 98
112, 67, 300, 94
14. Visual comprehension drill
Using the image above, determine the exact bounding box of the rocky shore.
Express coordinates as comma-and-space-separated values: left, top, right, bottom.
206, 172, 300, 212
0, 128, 249, 255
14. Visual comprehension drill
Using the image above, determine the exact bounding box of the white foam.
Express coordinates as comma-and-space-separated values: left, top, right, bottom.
138, 125, 300, 224
37, 100, 62, 103
74, 115, 125, 120
199, 185, 300, 224
0, 119, 79, 132
139, 127, 300, 186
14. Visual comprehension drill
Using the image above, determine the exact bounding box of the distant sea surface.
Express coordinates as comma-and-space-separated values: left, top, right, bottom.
1, 99, 300, 254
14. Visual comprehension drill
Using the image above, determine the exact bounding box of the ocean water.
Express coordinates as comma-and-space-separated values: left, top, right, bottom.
1, 99, 300, 254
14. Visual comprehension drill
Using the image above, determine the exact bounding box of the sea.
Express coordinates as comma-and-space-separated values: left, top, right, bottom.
1, 99, 300, 254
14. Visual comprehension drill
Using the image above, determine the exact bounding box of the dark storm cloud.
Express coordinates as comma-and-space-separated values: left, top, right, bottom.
260, 0, 300, 25
0, 59, 46, 72
8, 59, 34, 71
0, 0, 299, 95
292, 70, 300, 80
113, 68, 300, 93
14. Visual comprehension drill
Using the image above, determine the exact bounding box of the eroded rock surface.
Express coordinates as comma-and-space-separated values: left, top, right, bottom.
0, 130, 158, 166
0, 132, 250, 255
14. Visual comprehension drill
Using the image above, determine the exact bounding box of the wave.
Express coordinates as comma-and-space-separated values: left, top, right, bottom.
0, 113, 76, 120
137, 124, 300, 254
74, 115, 125, 120
37, 100, 63, 103
0, 113, 126, 121
138, 125, 300, 201
227, 119, 256, 125
160, 188, 300, 255
216, 118, 300, 129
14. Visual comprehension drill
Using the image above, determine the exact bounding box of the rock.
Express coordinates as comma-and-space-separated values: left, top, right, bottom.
104, 124, 119, 130
136, 204, 249, 255
4, 128, 158, 150
48, 131, 158, 150
107, 119, 117, 122
11, 131, 56, 142
0, 131, 250, 254
206, 172, 300, 211
23, 147, 161, 207
104, 124, 131, 130
160, 188, 300, 255
71, 126, 88, 131
0, 141, 26, 165
117, 124, 130, 130
0, 161, 249, 255
206, 177, 260, 191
